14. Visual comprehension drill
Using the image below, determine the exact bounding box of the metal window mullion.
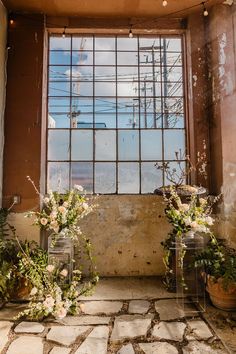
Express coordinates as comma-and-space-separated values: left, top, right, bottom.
115, 36, 118, 194
160, 35, 165, 186
93, 35, 95, 194
138, 35, 142, 194
69, 34, 73, 189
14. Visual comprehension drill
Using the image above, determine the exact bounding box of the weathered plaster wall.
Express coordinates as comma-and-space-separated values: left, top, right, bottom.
0, 1, 7, 207
206, 4, 236, 248
79, 195, 169, 276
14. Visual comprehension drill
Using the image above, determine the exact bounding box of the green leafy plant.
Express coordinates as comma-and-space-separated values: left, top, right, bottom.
194, 238, 236, 289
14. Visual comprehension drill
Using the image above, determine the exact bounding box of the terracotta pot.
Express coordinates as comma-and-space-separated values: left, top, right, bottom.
206, 276, 236, 311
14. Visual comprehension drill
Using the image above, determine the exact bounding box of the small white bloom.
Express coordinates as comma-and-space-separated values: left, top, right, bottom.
43, 295, 55, 309
58, 206, 66, 213
205, 216, 214, 225
30, 287, 38, 296
179, 203, 189, 212
50, 211, 57, 220
74, 184, 84, 192
46, 264, 55, 273
184, 216, 192, 226
40, 217, 48, 226
190, 221, 198, 229
63, 201, 69, 207
82, 202, 89, 210
60, 269, 68, 277
54, 306, 67, 319
44, 197, 50, 204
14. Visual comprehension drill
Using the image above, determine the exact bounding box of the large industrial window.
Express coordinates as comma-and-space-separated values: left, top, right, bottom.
47, 34, 186, 194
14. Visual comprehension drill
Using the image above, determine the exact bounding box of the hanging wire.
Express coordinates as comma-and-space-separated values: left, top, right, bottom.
202, 2, 209, 16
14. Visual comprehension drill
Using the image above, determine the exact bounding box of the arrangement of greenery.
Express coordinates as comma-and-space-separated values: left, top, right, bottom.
194, 237, 236, 289
161, 187, 219, 290
15, 237, 98, 320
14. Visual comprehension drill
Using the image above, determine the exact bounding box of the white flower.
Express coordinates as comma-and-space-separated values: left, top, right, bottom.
60, 269, 68, 277
74, 184, 83, 192
63, 201, 69, 208
58, 206, 66, 213
205, 216, 214, 225
46, 264, 55, 273
30, 287, 38, 296
190, 221, 198, 229
54, 306, 67, 319
82, 202, 89, 210
50, 211, 57, 220
184, 216, 192, 226
50, 220, 59, 233
44, 197, 50, 204
43, 295, 55, 310
179, 203, 189, 212
40, 217, 48, 226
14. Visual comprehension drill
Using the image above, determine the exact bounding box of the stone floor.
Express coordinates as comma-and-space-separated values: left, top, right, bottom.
0, 277, 235, 354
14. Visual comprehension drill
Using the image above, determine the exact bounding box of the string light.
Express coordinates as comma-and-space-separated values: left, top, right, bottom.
62, 26, 66, 38
129, 28, 133, 38
162, 0, 168, 6
202, 2, 209, 16
9, 14, 14, 25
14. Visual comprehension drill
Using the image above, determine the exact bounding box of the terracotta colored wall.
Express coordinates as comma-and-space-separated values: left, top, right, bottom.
0, 1, 7, 207
3, 14, 44, 212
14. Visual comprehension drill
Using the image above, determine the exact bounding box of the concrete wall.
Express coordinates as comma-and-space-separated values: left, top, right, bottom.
0, 1, 7, 207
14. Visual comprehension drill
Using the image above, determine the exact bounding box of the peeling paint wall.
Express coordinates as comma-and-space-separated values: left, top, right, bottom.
0, 1, 7, 206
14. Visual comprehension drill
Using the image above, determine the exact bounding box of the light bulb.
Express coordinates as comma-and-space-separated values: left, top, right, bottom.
129, 29, 133, 38
162, 0, 168, 7
62, 27, 66, 38
203, 8, 208, 16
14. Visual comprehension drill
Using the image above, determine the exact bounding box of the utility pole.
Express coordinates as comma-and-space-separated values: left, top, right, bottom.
162, 38, 169, 129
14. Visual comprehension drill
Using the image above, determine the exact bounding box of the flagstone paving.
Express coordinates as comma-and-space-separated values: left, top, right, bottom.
0, 278, 232, 353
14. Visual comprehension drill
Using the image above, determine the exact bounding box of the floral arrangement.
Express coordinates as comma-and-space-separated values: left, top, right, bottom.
15, 240, 98, 320
163, 188, 216, 236
26, 177, 95, 245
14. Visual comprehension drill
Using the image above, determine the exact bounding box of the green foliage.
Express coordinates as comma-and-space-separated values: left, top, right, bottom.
194, 238, 236, 288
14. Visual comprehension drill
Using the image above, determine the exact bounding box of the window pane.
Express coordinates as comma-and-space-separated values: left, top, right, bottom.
95, 114, 116, 129
163, 114, 185, 129
163, 66, 182, 82
140, 66, 161, 81
118, 162, 139, 193
162, 37, 182, 52
48, 130, 69, 160
139, 37, 160, 48
95, 130, 116, 160
72, 51, 93, 65
117, 82, 138, 97
162, 81, 183, 97
72, 82, 93, 96
95, 52, 115, 65
71, 130, 93, 160
72, 97, 93, 114
117, 66, 138, 81
95, 82, 116, 96
73, 114, 93, 128
117, 52, 138, 65
50, 36, 71, 50
141, 130, 162, 160
118, 113, 139, 129
48, 113, 70, 128
95, 97, 116, 114
49, 82, 70, 97
48, 97, 70, 114
49, 66, 71, 81
95, 37, 115, 50
95, 163, 116, 193
140, 113, 162, 129
141, 162, 163, 193
164, 130, 186, 160
118, 130, 139, 160
71, 66, 93, 81
95, 66, 116, 81
49, 51, 71, 65
72, 36, 93, 50
71, 162, 93, 193
47, 162, 69, 193
163, 98, 184, 114
117, 37, 138, 51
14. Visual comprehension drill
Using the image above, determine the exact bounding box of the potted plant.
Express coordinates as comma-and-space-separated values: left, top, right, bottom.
194, 238, 236, 311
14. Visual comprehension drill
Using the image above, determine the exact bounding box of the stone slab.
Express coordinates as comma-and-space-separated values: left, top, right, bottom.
79, 277, 176, 300
50, 348, 71, 354
0, 304, 26, 321
183, 341, 226, 354
118, 343, 135, 354
80, 301, 123, 315
6, 336, 43, 354
60, 316, 110, 326
110, 314, 153, 342
75, 325, 109, 354
0, 321, 12, 352
155, 299, 195, 320
152, 321, 186, 341
187, 320, 213, 340
139, 342, 178, 354
14, 321, 44, 334
47, 326, 91, 346
128, 300, 150, 314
